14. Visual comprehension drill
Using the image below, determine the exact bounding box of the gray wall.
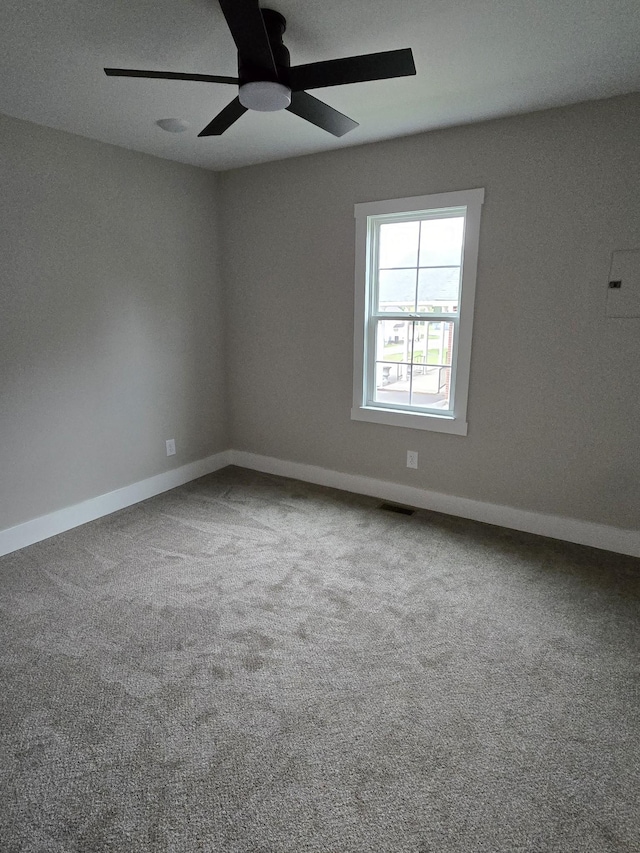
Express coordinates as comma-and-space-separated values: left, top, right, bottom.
1, 115, 227, 529
3, 95, 638, 535
219, 94, 640, 530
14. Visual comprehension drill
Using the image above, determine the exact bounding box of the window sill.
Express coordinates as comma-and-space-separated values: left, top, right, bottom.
351, 405, 468, 435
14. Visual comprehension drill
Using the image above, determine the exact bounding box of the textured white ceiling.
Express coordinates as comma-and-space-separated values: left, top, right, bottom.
1, 0, 639, 171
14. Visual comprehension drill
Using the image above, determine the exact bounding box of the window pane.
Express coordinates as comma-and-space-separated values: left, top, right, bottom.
377, 268, 417, 312
423, 320, 454, 366
419, 217, 464, 267
417, 267, 460, 313
411, 366, 452, 410
375, 319, 413, 365
410, 320, 428, 365
374, 362, 411, 406
379, 221, 419, 268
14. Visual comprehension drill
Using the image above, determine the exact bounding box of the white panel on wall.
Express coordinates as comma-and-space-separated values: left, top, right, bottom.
606, 250, 640, 317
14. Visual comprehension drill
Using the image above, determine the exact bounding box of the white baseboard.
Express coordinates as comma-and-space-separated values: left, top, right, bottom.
229, 451, 640, 559
0, 451, 232, 558
2, 448, 638, 560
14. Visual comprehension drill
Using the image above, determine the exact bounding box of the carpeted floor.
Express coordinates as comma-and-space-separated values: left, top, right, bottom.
1, 466, 638, 852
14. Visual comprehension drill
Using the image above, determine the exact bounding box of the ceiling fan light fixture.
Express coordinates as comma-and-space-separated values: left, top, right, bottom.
239, 81, 291, 112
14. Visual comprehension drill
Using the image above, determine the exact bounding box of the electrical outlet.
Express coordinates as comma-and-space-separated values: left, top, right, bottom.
166, 439, 176, 457
407, 450, 418, 469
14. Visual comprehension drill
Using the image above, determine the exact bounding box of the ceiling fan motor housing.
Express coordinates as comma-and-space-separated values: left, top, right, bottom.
238, 10, 291, 112
238, 9, 290, 85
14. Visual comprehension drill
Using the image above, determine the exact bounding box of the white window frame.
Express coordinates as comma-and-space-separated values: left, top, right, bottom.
352, 188, 484, 435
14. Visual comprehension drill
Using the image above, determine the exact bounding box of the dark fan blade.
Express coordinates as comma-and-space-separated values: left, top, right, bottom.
286, 91, 358, 137
218, 0, 277, 77
104, 68, 238, 84
198, 97, 247, 136
289, 48, 415, 91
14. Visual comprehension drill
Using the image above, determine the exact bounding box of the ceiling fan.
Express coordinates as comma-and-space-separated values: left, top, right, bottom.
104, 0, 416, 138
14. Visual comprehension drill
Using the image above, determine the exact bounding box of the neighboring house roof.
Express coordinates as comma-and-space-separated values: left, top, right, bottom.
379, 267, 460, 306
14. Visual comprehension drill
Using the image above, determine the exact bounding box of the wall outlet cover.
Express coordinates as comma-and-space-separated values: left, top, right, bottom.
166, 439, 176, 457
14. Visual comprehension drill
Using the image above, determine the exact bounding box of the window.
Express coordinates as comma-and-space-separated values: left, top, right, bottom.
352, 188, 484, 435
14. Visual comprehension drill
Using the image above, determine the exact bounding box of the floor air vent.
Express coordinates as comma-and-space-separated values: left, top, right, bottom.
379, 502, 415, 516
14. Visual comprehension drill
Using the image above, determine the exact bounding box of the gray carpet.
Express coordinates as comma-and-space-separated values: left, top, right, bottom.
1, 466, 638, 852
